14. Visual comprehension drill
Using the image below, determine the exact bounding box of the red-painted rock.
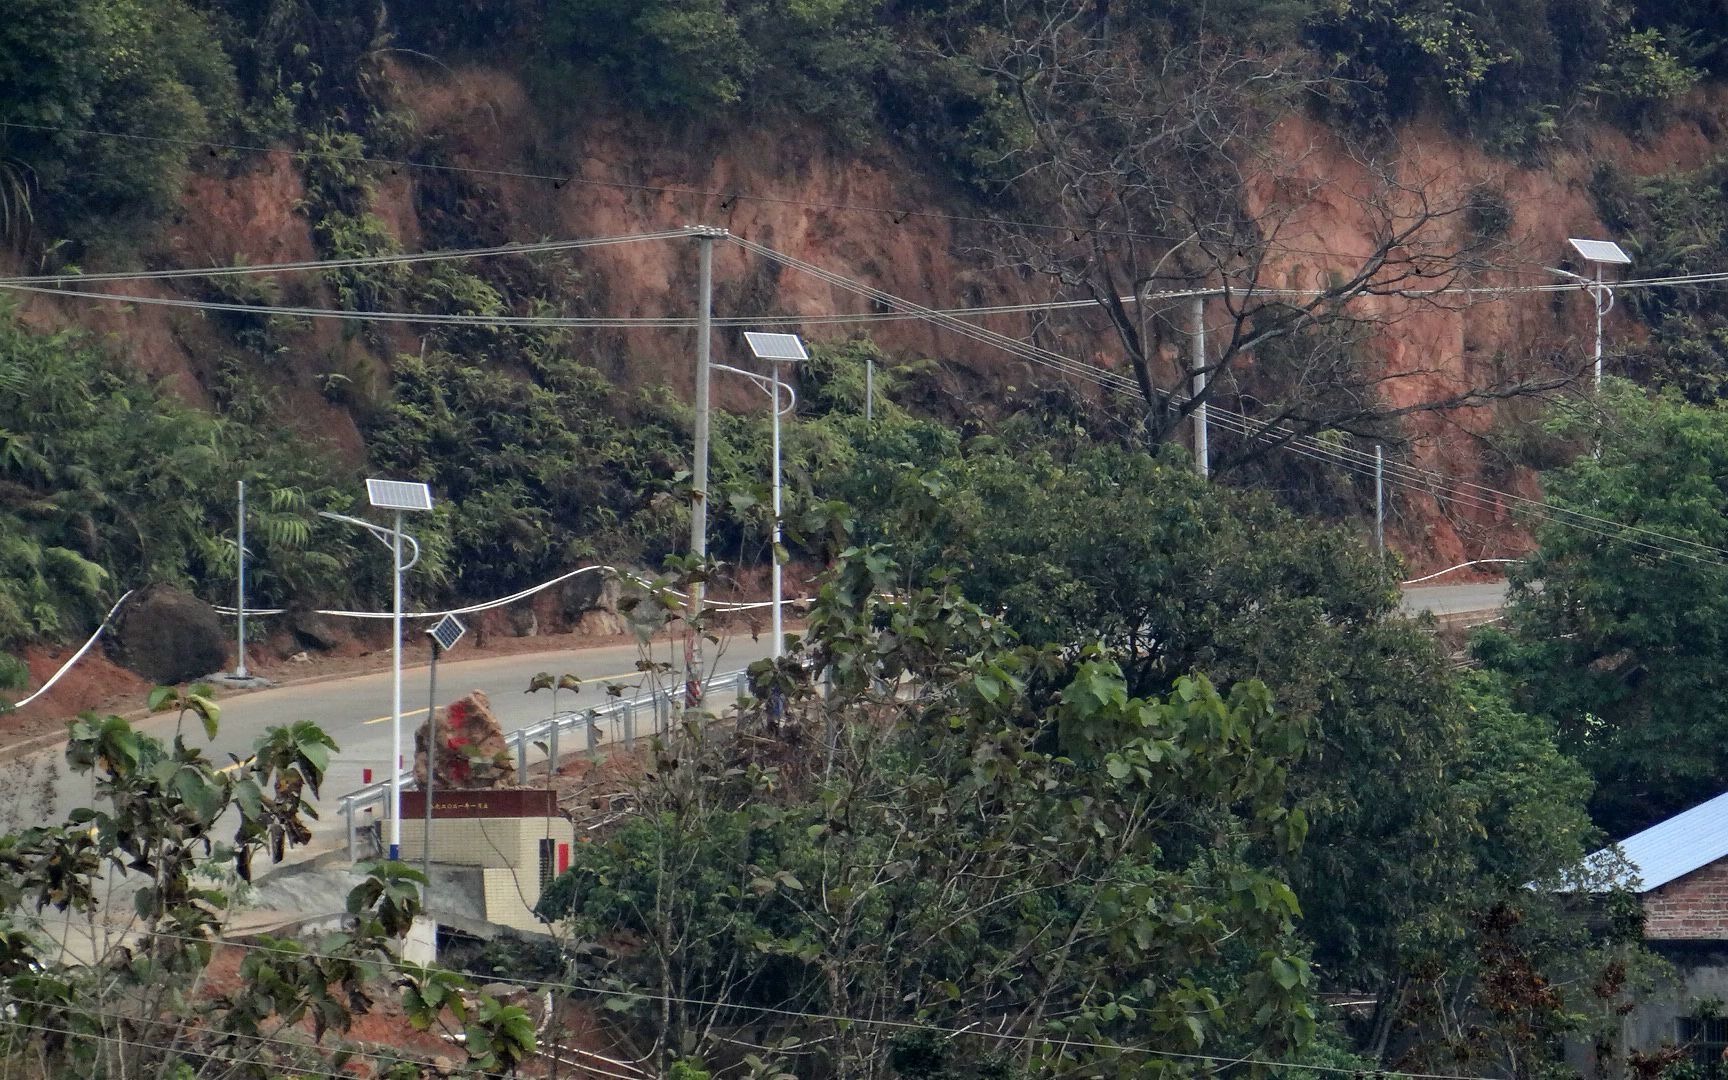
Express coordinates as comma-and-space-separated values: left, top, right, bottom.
414, 689, 517, 789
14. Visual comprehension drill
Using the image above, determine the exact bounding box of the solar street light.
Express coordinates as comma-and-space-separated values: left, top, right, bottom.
743, 332, 808, 660
323, 478, 433, 861
1548, 237, 1632, 388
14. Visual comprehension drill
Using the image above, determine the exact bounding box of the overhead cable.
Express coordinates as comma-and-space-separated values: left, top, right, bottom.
734, 233, 1728, 570
9, 909, 1504, 1080
0, 228, 694, 286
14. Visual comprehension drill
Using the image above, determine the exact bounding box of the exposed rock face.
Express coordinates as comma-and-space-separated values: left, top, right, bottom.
414, 689, 517, 789
111, 584, 226, 684
563, 570, 626, 637
287, 608, 345, 651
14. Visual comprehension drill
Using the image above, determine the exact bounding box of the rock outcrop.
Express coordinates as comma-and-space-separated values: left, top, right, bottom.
414, 689, 517, 789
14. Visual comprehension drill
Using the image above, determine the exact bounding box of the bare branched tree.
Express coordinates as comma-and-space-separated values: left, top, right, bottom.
965, 3, 1578, 467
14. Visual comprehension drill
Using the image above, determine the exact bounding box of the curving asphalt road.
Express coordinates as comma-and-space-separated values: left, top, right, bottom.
12, 632, 781, 840
2, 581, 1507, 843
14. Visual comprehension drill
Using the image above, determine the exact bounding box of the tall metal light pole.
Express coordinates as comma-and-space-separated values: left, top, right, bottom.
733, 332, 809, 658
322, 477, 432, 861
1547, 237, 1632, 389
686, 225, 726, 707
1374, 444, 1385, 553
233, 480, 249, 679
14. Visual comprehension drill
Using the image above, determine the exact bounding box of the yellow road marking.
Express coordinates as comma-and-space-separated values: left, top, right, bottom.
362, 706, 429, 727
358, 668, 651, 725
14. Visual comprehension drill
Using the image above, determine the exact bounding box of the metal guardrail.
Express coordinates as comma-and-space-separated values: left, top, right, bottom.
338, 668, 751, 859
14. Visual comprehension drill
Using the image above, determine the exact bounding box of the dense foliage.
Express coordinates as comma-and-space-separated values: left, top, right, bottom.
0, 688, 538, 1076
0, 0, 236, 246
1593, 156, 1728, 402
1478, 382, 1728, 838
805, 415, 1627, 1031
0, 309, 370, 677
542, 545, 1321, 1077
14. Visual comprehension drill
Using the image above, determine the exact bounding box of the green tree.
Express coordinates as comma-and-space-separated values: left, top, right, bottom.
1477, 382, 1728, 838
0, 688, 534, 1077
824, 422, 1470, 988
816, 418, 1644, 1069
541, 545, 1317, 1076
0, 0, 236, 244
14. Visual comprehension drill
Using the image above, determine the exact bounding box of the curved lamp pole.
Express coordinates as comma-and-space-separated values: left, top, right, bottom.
320, 477, 431, 862
1547, 237, 1632, 389
713, 362, 798, 658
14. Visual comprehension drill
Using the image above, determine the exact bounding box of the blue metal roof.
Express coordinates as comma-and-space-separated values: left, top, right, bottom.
1583, 789, 1728, 893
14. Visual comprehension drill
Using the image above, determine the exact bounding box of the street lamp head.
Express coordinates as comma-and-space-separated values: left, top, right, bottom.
366, 478, 434, 512
744, 332, 809, 362
1567, 238, 1632, 266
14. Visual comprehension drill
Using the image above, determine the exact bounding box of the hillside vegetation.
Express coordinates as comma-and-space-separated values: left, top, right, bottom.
7, 3, 1728, 1077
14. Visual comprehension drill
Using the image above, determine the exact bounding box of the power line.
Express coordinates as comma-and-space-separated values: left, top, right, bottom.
0, 1016, 424, 1080
9, 909, 1491, 1080
732, 233, 1728, 571
0, 228, 693, 286
0, 991, 460, 1076
0, 276, 1137, 330
1207, 412, 1728, 569
6, 206, 1717, 568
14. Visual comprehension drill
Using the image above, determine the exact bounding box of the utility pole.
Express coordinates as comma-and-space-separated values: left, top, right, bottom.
1191, 293, 1209, 478
864, 350, 874, 423
686, 226, 724, 708
234, 480, 248, 679
1374, 444, 1385, 553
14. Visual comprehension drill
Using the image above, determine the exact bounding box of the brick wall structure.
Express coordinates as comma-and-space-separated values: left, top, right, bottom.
1644, 859, 1728, 939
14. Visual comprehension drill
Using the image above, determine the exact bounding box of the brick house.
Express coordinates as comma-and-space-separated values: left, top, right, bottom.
1575, 792, 1728, 1072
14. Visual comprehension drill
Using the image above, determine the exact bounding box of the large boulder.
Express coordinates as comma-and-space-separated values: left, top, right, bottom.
111, 584, 227, 684
414, 690, 517, 789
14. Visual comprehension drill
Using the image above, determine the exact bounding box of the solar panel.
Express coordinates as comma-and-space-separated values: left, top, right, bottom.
1567, 238, 1632, 265
743, 332, 809, 361
366, 478, 433, 511
426, 614, 467, 652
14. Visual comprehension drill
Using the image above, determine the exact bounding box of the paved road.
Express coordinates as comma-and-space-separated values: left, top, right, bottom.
1399, 581, 1510, 616
17, 633, 779, 842
7, 580, 1508, 844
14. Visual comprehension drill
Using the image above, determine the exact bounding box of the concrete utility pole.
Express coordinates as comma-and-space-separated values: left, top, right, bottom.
686, 226, 725, 707
1374, 444, 1386, 553
1191, 293, 1209, 478
864, 350, 874, 423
